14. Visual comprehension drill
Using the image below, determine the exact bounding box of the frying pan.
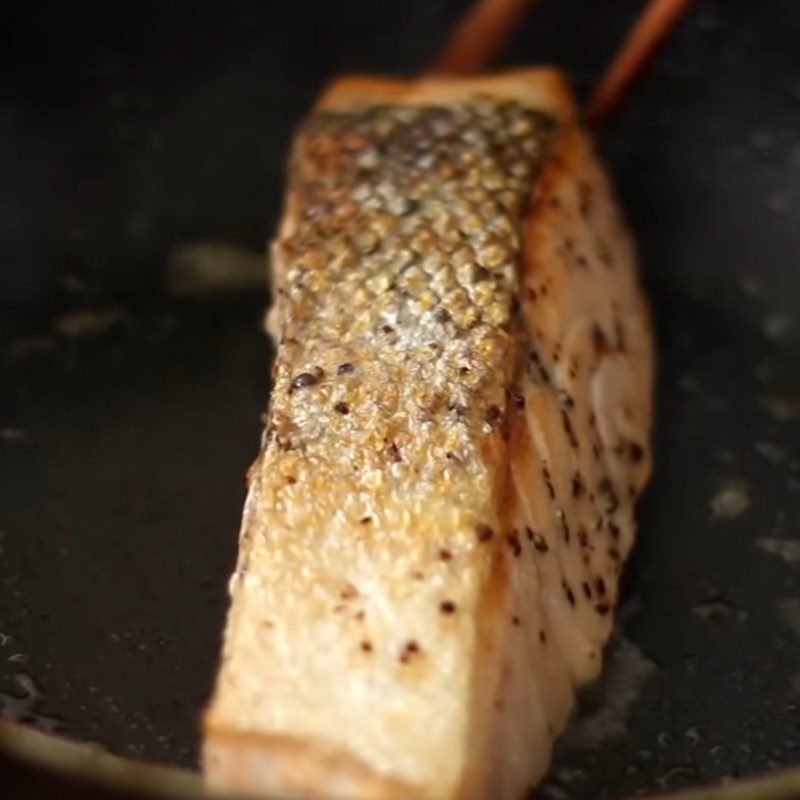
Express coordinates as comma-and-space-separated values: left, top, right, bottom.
1, 0, 799, 798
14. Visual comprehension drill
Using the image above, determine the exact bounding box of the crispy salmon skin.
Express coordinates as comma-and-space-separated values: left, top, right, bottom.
204, 68, 653, 800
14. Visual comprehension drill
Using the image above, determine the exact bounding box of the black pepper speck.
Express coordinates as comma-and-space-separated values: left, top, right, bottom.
291, 371, 321, 390
563, 582, 576, 607
399, 640, 421, 664
475, 523, 495, 543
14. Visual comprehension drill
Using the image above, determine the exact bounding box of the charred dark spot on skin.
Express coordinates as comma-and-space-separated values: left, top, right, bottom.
360, 640, 373, 653
595, 603, 610, 616
628, 441, 645, 463
598, 477, 620, 514
561, 409, 579, 450
440, 600, 457, 615
475, 523, 495, 543
572, 472, 585, 498
387, 442, 402, 463
399, 640, 421, 664
577, 527, 589, 549
559, 390, 575, 411
285, 475, 297, 485
485, 405, 503, 426
506, 531, 522, 558
291, 369, 323, 391
360, 516, 372, 525
568, 361, 579, 380
381, 324, 394, 335
276, 435, 295, 452
582, 581, 592, 600
509, 390, 525, 410
447, 403, 466, 418
334, 401, 350, 415
592, 324, 609, 356
337, 362, 355, 375
542, 467, 556, 500
539, 629, 547, 644
595, 515, 604, 532
439, 548, 453, 562
596, 576, 607, 596
435, 308, 451, 324
528, 349, 550, 384
563, 581, 576, 607
527, 526, 549, 553
558, 510, 570, 543
512, 615, 521, 627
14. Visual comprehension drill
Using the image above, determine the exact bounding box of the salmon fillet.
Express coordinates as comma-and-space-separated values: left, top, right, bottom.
203, 68, 654, 800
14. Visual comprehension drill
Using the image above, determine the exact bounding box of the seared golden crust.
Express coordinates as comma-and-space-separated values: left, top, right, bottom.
266, 101, 555, 503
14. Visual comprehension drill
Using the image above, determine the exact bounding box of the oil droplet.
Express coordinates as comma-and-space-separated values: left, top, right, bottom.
709, 479, 750, 519
554, 766, 584, 785
563, 634, 656, 748
537, 781, 570, 800
763, 312, 792, 340
655, 764, 699, 790
0, 673, 63, 733
757, 538, 800, 565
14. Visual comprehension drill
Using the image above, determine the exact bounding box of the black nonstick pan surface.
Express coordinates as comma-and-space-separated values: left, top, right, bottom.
1, 1, 799, 798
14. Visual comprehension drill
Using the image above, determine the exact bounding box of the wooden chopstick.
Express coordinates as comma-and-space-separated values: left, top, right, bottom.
586, 0, 696, 125
430, 0, 695, 126
429, 0, 535, 76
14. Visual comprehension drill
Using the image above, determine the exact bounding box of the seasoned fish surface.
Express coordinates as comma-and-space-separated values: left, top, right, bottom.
204, 70, 653, 800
